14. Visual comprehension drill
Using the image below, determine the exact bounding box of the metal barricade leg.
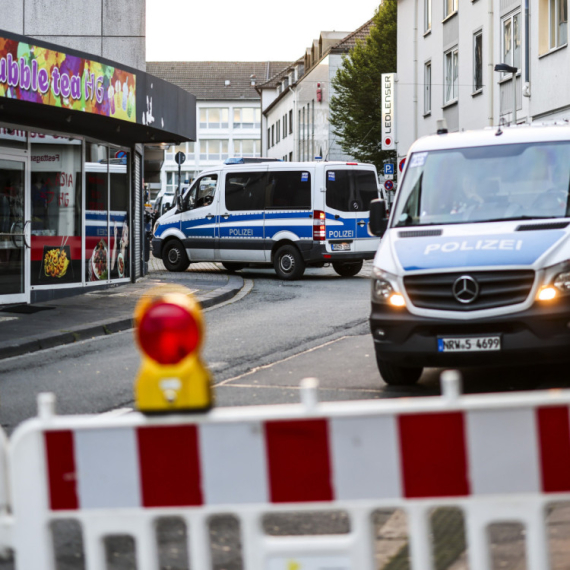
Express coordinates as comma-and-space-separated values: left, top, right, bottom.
186, 512, 213, 570
525, 501, 550, 570
407, 504, 434, 570
134, 518, 159, 570
350, 506, 376, 570
465, 508, 491, 570
83, 527, 106, 570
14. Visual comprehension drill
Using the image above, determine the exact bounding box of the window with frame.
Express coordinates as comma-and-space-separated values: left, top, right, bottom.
444, 48, 459, 104
199, 108, 229, 129
267, 128, 271, 149
424, 61, 432, 114
425, 0, 432, 31
474, 31, 483, 91
502, 12, 521, 72
199, 140, 228, 161
233, 139, 261, 157
444, 0, 458, 18
549, 0, 568, 48
276, 119, 281, 143
233, 108, 261, 129
283, 114, 287, 138
289, 110, 293, 134
271, 125, 275, 147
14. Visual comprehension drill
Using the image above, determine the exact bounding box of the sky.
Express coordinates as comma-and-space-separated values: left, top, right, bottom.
146, 0, 380, 62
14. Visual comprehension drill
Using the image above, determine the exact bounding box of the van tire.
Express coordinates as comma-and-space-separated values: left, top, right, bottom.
274, 245, 305, 280
333, 260, 363, 277
222, 262, 245, 272
376, 357, 423, 386
162, 240, 190, 272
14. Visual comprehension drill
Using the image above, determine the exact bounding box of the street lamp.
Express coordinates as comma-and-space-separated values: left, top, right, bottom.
494, 63, 518, 125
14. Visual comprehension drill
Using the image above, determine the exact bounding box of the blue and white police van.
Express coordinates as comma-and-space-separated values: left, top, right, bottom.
152, 161, 382, 279
369, 124, 570, 385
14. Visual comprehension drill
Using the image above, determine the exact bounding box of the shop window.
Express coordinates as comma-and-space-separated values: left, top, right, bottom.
0, 127, 27, 150
199, 108, 229, 129
199, 140, 228, 161
30, 135, 82, 285
266, 171, 311, 210
109, 154, 130, 281
233, 108, 261, 129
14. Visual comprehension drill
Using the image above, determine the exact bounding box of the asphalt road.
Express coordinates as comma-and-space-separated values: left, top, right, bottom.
1, 263, 569, 433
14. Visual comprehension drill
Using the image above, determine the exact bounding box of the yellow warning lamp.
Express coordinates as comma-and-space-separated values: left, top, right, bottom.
133, 286, 212, 413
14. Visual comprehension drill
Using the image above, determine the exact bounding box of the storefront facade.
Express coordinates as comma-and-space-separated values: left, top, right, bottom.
0, 30, 196, 305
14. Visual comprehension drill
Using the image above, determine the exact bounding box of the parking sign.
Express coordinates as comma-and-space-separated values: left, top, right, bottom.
384, 163, 395, 176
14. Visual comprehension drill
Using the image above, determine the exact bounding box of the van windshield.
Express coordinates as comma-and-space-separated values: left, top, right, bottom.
393, 142, 570, 227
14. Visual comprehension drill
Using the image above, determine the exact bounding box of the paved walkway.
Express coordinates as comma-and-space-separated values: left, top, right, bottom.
0, 257, 243, 360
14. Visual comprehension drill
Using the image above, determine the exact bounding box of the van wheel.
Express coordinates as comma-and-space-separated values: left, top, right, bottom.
376, 356, 423, 386
274, 245, 305, 280
162, 240, 190, 272
222, 262, 245, 272
333, 260, 363, 277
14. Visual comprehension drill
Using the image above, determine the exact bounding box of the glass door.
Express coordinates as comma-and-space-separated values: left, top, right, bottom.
0, 155, 28, 304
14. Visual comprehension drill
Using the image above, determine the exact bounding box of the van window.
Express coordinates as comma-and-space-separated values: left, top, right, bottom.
326, 169, 378, 212
184, 174, 218, 210
225, 172, 266, 211
266, 171, 311, 210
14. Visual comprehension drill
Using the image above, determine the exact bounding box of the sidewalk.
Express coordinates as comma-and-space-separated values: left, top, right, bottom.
0, 257, 243, 360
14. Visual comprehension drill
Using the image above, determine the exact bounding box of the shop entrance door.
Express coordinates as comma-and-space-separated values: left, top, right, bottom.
0, 155, 29, 305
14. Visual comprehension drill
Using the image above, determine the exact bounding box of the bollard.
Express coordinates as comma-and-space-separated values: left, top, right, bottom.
440, 370, 462, 402
300, 377, 319, 410
37, 393, 56, 420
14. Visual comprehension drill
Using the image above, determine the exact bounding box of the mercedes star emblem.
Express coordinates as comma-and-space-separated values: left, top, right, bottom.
452, 275, 479, 304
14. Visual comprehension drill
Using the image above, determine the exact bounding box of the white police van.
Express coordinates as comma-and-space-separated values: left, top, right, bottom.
152, 161, 382, 279
369, 124, 570, 385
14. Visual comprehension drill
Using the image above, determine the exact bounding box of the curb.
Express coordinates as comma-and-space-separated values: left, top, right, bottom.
0, 275, 244, 361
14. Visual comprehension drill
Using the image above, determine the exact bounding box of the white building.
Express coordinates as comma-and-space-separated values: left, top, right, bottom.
258, 22, 373, 162
396, 0, 569, 160
146, 61, 287, 197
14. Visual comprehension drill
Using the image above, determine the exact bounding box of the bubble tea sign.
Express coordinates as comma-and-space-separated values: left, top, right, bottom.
0, 36, 136, 123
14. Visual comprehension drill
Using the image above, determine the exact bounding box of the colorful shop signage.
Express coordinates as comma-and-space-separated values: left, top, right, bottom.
0, 36, 136, 123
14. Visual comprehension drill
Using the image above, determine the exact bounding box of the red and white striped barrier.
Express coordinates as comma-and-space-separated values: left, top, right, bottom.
43, 404, 570, 511
4, 374, 570, 570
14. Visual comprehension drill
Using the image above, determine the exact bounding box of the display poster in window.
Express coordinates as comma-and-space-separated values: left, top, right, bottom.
0, 36, 136, 122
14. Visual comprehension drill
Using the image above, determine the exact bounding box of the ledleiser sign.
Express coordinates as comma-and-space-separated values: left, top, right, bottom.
381, 73, 395, 151
0, 35, 136, 123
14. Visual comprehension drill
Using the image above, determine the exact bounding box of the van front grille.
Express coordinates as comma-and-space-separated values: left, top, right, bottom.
403, 270, 535, 311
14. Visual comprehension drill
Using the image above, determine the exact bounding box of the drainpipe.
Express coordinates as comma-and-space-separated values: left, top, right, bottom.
413, 0, 419, 141
523, 0, 531, 99
488, 0, 494, 126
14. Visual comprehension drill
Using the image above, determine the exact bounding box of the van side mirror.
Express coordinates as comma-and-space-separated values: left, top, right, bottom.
369, 199, 389, 237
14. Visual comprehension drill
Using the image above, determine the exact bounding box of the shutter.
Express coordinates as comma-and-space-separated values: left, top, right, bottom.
133, 152, 142, 279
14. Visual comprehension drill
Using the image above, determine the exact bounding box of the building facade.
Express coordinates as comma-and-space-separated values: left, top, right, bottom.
0, 2, 195, 306
259, 23, 373, 162
396, 0, 569, 160
146, 62, 288, 197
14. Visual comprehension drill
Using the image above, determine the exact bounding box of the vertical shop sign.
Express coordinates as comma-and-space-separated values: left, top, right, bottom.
0, 36, 136, 122
382, 73, 396, 151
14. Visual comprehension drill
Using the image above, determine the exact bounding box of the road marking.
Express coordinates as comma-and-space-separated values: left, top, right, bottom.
204, 278, 254, 312
213, 336, 349, 387
99, 407, 133, 417
218, 383, 380, 394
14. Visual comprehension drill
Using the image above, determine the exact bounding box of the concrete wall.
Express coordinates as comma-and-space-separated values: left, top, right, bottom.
0, 0, 146, 71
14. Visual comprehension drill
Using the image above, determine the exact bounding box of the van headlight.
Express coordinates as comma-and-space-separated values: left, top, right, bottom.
153, 221, 160, 236
554, 271, 570, 292
538, 261, 570, 301
372, 268, 406, 307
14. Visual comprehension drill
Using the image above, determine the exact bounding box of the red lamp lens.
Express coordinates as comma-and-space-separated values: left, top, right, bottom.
138, 302, 200, 364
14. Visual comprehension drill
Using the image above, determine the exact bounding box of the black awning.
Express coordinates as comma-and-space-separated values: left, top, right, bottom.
0, 29, 196, 146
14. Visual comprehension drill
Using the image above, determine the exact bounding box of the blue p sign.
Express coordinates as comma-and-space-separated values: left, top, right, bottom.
384, 163, 394, 176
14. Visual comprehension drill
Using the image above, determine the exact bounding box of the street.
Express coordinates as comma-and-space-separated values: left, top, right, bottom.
0, 263, 568, 432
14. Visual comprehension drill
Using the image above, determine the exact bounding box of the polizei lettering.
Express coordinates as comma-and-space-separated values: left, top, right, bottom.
229, 229, 253, 236
329, 230, 354, 238
424, 239, 524, 254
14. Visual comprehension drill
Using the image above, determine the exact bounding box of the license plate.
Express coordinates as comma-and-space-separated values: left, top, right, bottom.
331, 242, 351, 251
437, 336, 501, 352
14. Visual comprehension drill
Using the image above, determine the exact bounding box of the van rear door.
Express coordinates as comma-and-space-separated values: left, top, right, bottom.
324, 166, 380, 253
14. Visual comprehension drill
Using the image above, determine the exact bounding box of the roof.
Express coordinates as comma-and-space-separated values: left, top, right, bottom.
146, 61, 290, 100
331, 18, 374, 51
411, 123, 570, 153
